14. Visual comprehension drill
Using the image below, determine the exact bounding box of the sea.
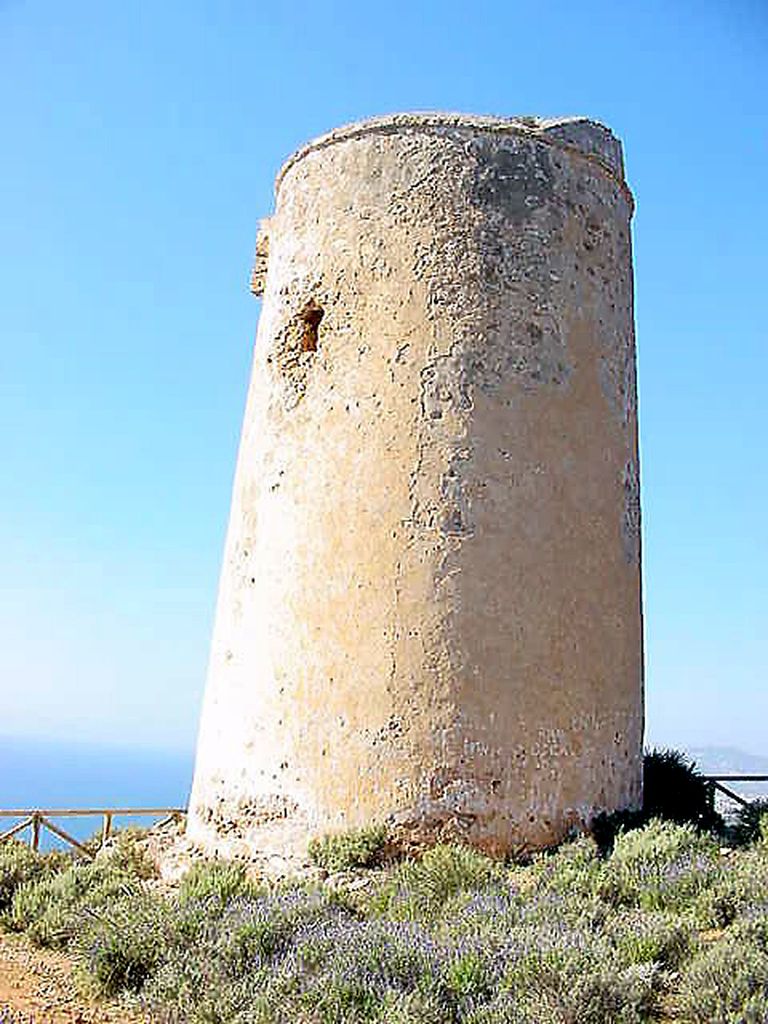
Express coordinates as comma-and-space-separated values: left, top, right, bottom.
0, 735, 194, 851
2, 736, 766, 854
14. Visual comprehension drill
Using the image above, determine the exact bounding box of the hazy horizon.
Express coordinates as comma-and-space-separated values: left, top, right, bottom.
3, 732, 766, 766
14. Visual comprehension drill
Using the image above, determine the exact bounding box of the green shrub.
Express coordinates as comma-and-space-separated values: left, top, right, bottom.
451, 893, 666, 1023
0, 840, 69, 916
177, 859, 258, 911
445, 947, 497, 1008
694, 847, 768, 927
10, 825, 768, 1023
643, 748, 723, 832
75, 892, 172, 996
373, 844, 502, 919
288, 916, 452, 1022
678, 917, 768, 1023
308, 824, 388, 873
298, 972, 380, 1022
437, 887, 523, 952
726, 798, 768, 848
374, 990, 450, 1024
145, 947, 273, 1024
601, 819, 720, 912
501, 936, 660, 1024
142, 890, 361, 1021
592, 748, 724, 855
94, 826, 159, 879
589, 809, 645, 856
605, 908, 697, 970
529, 835, 604, 900
216, 890, 343, 974
8, 859, 138, 947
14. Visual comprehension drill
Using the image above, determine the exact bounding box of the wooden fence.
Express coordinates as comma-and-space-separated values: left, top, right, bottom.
702, 774, 768, 812
1, 775, 766, 858
0, 808, 185, 857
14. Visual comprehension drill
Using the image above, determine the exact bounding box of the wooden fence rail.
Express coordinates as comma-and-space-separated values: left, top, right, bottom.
0, 808, 186, 857
2, 775, 766, 857
702, 775, 768, 812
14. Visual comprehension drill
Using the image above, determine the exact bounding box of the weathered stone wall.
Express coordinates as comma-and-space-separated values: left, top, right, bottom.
187, 113, 643, 857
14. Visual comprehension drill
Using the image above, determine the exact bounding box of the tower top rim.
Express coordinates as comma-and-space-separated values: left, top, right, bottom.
274, 112, 630, 200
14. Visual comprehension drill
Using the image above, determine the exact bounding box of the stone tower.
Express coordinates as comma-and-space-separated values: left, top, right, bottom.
188, 113, 643, 858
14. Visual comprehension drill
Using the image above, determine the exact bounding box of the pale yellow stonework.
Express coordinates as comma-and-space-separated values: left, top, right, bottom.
187, 113, 643, 858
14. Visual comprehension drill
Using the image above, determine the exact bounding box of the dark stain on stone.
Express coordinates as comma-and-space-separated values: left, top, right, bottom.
470, 138, 555, 222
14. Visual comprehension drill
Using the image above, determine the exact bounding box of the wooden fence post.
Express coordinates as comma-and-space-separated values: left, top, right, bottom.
0, 807, 186, 853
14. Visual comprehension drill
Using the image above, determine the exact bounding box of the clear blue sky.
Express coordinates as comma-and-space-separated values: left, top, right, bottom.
1, 1, 766, 756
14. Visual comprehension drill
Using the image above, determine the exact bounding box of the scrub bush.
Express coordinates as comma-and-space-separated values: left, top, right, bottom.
373, 844, 503, 919
528, 834, 603, 900
94, 826, 159, 879
0, 840, 68, 915
678, 917, 768, 1023
726, 798, 768, 848
601, 819, 720, 912
694, 846, 768, 927
75, 892, 173, 996
8, 859, 138, 947
6, 814, 768, 1024
605, 908, 697, 970
308, 824, 388, 873
177, 859, 259, 910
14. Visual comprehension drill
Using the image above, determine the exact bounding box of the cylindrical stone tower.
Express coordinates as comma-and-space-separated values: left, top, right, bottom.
188, 113, 643, 858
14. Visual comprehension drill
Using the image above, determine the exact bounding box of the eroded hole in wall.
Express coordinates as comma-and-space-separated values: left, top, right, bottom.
299, 301, 324, 352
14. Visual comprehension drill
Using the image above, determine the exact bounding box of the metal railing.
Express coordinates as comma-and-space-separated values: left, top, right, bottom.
0, 808, 185, 857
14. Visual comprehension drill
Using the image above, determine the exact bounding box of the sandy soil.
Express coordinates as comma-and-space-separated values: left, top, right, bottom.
0, 933, 144, 1024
